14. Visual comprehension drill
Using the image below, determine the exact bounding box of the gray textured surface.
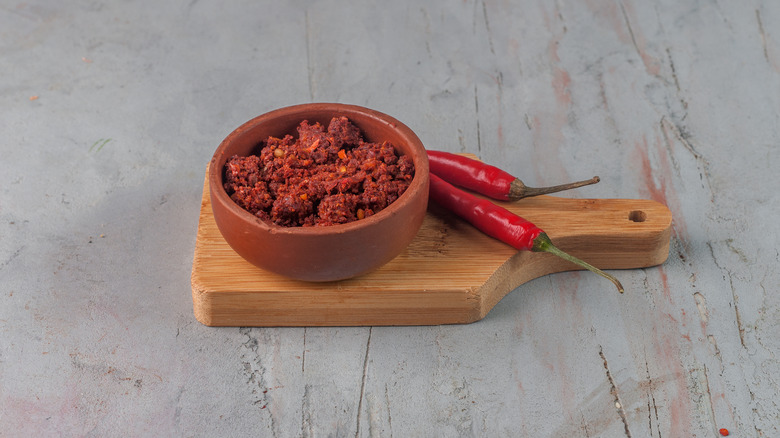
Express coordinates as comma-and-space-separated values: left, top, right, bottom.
1, 0, 778, 436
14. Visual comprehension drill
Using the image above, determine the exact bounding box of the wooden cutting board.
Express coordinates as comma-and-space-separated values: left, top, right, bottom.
191, 159, 672, 327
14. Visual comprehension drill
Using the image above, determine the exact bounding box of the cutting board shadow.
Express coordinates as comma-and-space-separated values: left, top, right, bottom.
191, 158, 672, 327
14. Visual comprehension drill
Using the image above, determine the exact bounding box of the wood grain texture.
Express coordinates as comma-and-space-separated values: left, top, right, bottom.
192, 160, 671, 326
3, 0, 779, 436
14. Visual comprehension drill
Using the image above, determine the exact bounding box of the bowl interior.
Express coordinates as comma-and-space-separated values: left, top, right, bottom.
209, 103, 429, 235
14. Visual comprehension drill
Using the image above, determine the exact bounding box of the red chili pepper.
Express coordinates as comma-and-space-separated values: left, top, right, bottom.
429, 173, 624, 293
427, 150, 600, 201
719, 428, 729, 436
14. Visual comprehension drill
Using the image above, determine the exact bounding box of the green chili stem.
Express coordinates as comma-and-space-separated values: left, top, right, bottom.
532, 232, 624, 293
510, 176, 600, 201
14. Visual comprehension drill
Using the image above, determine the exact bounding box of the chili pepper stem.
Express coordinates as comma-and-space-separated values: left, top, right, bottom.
532, 232, 624, 293
510, 176, 600, 201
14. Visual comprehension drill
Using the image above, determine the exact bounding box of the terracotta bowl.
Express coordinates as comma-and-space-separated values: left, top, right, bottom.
208, 103, 430, 282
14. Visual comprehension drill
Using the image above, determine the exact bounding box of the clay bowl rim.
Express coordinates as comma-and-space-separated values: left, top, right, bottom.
208, 102, 429, 237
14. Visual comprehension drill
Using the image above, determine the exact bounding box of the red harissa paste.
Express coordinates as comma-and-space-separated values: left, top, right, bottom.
223, 116, 414, 227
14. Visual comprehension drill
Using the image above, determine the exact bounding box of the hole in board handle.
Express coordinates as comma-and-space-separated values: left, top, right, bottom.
628, 210, 647, 222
